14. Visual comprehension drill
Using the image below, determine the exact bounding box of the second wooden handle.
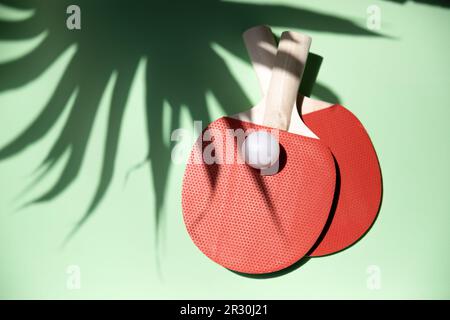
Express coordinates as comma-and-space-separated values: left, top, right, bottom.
263, 31, 311, 131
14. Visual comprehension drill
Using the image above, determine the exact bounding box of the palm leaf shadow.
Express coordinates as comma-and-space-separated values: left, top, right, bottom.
383, 0, 450, 8
0, 0, 382, 248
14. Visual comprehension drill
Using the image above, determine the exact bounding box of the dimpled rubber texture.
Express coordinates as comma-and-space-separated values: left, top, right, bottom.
182, 117, 336, 274
303, 105, 382, 257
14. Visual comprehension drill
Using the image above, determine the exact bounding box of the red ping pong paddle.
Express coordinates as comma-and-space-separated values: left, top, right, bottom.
243, 25, 382, 256
182, 31, 336, 273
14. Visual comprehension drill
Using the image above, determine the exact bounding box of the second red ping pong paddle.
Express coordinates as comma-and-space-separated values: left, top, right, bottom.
243, 25, 382, 256
182, 31, 336, 273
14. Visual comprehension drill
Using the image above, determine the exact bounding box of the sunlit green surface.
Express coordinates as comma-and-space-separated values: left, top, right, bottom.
0, 0, 449, 299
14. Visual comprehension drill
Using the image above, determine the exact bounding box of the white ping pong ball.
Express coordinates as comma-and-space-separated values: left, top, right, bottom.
242, 131, 280, 170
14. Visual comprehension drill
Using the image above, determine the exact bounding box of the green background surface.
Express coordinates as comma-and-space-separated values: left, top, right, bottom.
0, 0, 449, 299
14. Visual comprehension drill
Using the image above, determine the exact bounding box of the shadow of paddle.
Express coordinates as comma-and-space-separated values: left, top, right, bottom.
231, 257, 311, 279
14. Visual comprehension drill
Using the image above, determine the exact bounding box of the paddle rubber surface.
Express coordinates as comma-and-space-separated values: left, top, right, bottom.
182, 117, 336, 274
303, 105, 382, 256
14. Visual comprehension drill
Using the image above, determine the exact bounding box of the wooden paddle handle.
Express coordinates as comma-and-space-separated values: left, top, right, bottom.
263, 31, 311, 131
242, 25, 277, 95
